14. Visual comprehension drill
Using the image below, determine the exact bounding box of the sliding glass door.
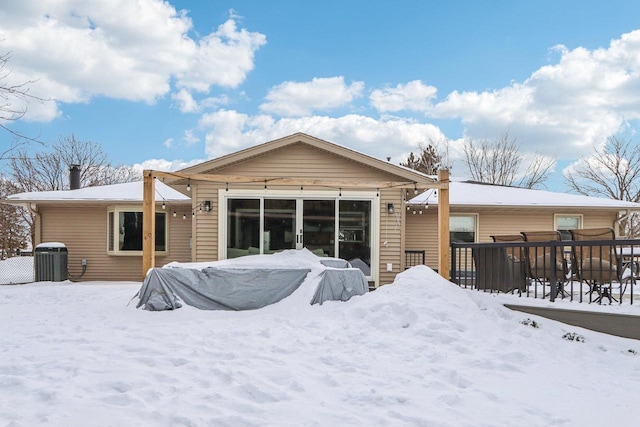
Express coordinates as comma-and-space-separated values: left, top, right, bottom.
302, 200, 336, 257
338, 200, 371, 276
225, 195, 373, 277
264, 199, 296, 253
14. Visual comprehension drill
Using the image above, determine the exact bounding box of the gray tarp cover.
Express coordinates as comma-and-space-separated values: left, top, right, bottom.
310, 268, 369, 305
137, 267, 311, 311
136, 265, 368, 311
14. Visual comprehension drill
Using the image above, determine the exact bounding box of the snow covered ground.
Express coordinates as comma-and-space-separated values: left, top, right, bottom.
1, 251, 640, 426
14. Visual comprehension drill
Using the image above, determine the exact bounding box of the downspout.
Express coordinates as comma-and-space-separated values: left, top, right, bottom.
614, 209, 631, 237
27, 203, 41, 247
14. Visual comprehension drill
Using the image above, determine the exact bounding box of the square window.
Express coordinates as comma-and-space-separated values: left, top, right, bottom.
450, 215, 477, 243
108, 208, 167, 254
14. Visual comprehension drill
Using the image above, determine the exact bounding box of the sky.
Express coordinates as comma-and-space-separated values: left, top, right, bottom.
2, 1, 640, 192
1, 250, 640, 426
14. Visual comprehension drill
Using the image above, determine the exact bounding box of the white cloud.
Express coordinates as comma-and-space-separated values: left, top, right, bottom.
163, 138, 174, 148
172, 90, 198, 113
429, 29, 640, 159
176, 19, 266, 92
370, 80, 438, 113
183, 129, 200, 146
171, 89, 229, 113
198, 109, 446, 161
260, 77, 364, 116
0, 1, 265, 121
133, 158, 205, 172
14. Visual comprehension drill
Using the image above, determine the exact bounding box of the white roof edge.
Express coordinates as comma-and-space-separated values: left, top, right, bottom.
408, 180, 640, 209
4, 180, 191, 203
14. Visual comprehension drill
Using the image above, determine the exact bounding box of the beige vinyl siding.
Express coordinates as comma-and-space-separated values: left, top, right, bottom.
193, 143, 409, 286
576, 212, 617, 230
405, 208, 438, 267
192, 185, 219, 262
378, 188, 404, 285
405, 207, 621, 270
212, 143, 401, 182
476, 209, 618, 241
39, 204, 191, 282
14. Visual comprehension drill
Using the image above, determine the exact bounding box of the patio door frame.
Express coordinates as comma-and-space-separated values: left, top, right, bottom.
219, 189, 379, 281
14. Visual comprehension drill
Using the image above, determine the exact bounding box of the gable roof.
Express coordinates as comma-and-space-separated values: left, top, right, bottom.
4, 181, 191, 204
177, 132, 437, 186
410, 179, 640, 209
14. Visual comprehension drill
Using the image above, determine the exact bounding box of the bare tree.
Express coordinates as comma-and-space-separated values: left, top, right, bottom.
400, 141, 444, 175
0, 178, 29, 257
9, 134, 141, 192
0, 51, 48, 142
564, 135, 640, 236
7, 135, 141, 248
462, 132, 554, 189
564, 135, 640, 201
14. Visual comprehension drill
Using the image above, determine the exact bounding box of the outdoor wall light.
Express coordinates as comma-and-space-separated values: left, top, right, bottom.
204, 200, 211, 212
387, 203, 395, 214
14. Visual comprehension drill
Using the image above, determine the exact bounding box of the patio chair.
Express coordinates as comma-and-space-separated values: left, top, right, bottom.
490, 234, 527, 274
491, 235, 525, 242
521, 231, 569, 298
472, 246, 527, 293
568, 227, 621, 304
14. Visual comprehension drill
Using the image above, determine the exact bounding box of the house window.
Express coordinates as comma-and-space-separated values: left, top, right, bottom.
107, 208, 167, 254
555, 214, 582, 240
222, 193, 376, 279
450, 215, 477, 243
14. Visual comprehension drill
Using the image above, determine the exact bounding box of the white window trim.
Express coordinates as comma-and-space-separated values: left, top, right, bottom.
107, 205, 169, 256
218, 189, 379, 282
450, 213, 479, 243
554, 213, 583, 229
554, 213, 583, 239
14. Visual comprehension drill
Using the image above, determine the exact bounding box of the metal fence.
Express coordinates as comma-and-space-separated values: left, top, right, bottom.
405, 250, 426, 270
0, 255, 34, 285
451, 238, 640, 305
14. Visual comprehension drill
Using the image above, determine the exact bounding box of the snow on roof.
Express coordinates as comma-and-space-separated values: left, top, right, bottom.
5, 180, 190, 204
410, 180, 640, 209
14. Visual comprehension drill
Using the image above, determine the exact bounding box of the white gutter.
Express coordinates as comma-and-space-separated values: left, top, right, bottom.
614, 209, 632, 237
27, 203, 41, 246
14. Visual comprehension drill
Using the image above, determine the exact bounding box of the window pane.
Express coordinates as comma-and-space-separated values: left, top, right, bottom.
120, 212, 142, 250
450, 215, 475, 243
339, 200, 371, 276
108, 212, 115, 251
155, 213, 166, 251
264, 199, 296, 253
118, 211, 166, 251
556, 216, 581, 240
303, 199, 335, 257
227, 199, 260, 257
557, 216, 580, 229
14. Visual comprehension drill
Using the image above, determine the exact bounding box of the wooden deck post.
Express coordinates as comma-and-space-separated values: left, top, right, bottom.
438, 169, 450, 280
142, 171, 156, 279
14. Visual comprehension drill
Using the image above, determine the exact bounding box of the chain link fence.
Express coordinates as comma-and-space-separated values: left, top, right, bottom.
0, 255, 34, 285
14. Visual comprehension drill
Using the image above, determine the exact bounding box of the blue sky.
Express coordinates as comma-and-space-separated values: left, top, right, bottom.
2, 0, 640, 192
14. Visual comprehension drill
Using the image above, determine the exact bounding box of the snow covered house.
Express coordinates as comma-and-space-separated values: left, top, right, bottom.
4, 132, 640, 285
405, 179, 640, 269
3, 180, 192, 281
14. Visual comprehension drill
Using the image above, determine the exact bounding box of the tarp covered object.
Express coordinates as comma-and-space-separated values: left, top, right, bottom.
137, 267, 311, 311
310, 268, 369, 305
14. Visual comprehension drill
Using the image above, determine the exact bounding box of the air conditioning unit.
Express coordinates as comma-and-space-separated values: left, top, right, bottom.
34, 243, 68, 282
